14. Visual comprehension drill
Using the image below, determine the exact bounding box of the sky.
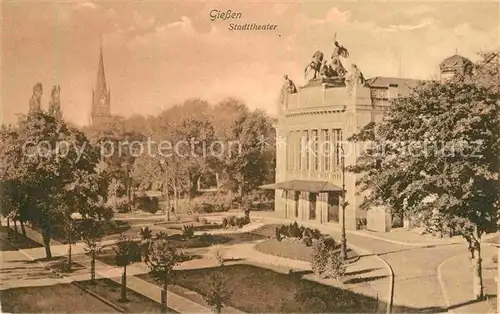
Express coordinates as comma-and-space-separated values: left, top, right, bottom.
2, 1, 499, 126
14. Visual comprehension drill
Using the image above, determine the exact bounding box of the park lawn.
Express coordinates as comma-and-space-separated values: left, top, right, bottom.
0, 283, 116, 313
97, 232, 264, 265
79, 278, 177, 313
139, 264, 379, 313
168, 232, 265, 249
255, 238, 358, 262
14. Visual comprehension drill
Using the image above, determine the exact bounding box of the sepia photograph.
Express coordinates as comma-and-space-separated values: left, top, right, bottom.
0, 1, 499, 313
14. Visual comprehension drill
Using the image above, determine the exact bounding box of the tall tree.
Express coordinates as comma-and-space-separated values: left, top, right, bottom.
215, 106, 275, 204
114, 234, 141, 301
0, 111, 103, 259
78, 218, 105, 282
146, 232, 182, 310
82, 116, 147, 204
350, 68, 499, 299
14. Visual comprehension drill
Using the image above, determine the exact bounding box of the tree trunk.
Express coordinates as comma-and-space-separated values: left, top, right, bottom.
91, 252, 95, 282
6, 217, 10, 229
121, 265, 127, 301
13, 219, 18, 233
471, 241, 484, 300
68, 242, 72, 272
20, 221, 27, 236
42, 224, 52, 260
174, 186, 178, 215
161, 280, 168, 312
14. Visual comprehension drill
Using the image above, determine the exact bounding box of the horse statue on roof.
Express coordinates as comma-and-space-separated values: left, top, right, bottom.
304, 50, 324, 80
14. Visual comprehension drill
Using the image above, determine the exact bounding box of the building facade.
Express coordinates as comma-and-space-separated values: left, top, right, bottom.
264, 54, 471, 231
90, 45, 111, 126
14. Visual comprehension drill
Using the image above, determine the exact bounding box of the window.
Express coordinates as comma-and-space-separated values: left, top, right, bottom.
286, 133, 291, 170
304, 130, 310, 170
294, 131, 300, 170
312, 130, 319, 171
322, 129, 331, 171
298, 131, 303, 170
336, 129, 342, 166
333, 129, 343, 166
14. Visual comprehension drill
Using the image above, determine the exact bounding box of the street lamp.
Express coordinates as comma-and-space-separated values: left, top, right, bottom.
337, 143, 348, 261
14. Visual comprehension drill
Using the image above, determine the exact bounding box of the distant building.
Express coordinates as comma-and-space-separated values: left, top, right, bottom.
439, 54, 473, 82
90, 44, 111, 126
263, 53, 472, 232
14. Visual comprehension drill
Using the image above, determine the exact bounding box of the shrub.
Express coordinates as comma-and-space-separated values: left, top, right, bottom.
182, 224, 195, 239
236, 217, 245, 228
213, 244, 225, 266
221, 217, 228, 229
357, 218, 368, 230
115, 199, 132, 213
275, 227, 282, 241
303, 228, 313, 239
311, 238, 329, 277
194, 215, 200, 223
227, 216, 236, 227
302, 236, 313, 247
289, 222, 302, 238
200, 218, 208, 225
204, 271, 231, 314
311, 228, 322, 240
323, 237, 336, 250
324, 250, 346, 280
311, 237, 344, 280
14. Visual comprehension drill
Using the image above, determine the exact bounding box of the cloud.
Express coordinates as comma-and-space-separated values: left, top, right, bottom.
74, 2, 97, 10
388, 18, 434, 32
132, 11, 156, 30
310, 7, 351, 26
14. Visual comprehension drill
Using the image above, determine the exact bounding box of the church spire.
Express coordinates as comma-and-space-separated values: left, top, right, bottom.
91, 41, 111, 126
95, 41, 108, 99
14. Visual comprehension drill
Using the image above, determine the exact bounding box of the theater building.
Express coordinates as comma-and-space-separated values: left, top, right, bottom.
262, 54, 472, 231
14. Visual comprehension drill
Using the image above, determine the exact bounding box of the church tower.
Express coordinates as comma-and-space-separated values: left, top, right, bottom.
90, 44, 111, 126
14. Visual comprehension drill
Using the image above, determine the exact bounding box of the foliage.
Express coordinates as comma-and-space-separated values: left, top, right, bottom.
276, 222, 321, 241
234, 216, 250, 228
301, 236, 313, 247
213, 244, 225, 266
227, 216, 236, 227
275, 227, 282, 241
139, 227, 153, 263
203, 271, 231, 314
82, 115, 148, 204
311, 237, 344, 280
114, 234, 142, 267
356, 217, 367, 230
112, 198, 132, 213
182, 224, 195, 239
0, 111, 104, 259
139, 226, 153, 240
187, 194, 233, 214
220, 215, 249, 229
146, 233, 183, 288
350, 52, 500, 299
77, 219, 105, 282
